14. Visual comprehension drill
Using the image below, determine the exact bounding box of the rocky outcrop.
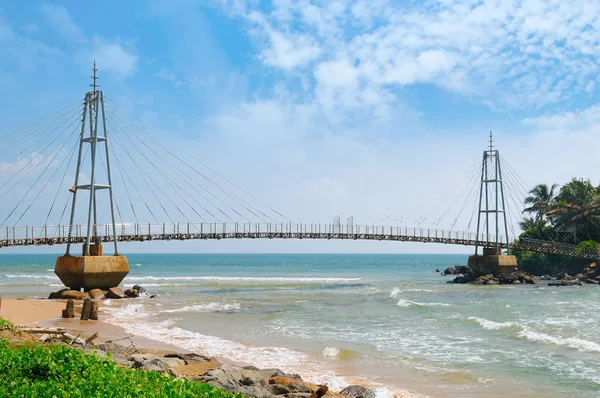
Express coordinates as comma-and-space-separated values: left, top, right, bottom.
445, 266, 537, 285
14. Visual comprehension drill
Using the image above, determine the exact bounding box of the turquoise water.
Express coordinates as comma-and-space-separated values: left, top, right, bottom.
2, 253, 600, 397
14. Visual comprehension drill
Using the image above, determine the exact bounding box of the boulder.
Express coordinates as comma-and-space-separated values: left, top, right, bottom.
88, 289, 105, 299
196, 364, 270, 395
521, 275, 536, 284
443, 267, 456, 275
130, 353, 175, 376
585, 278, 599, 285
125, 288, 139, 298
106, 287, 126, 299
339, 385, 377, 398
59, 290, 89, 300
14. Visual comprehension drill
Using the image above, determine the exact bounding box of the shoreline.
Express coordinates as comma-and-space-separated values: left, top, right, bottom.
0, 296, 559, 398
0, 297, 408, 397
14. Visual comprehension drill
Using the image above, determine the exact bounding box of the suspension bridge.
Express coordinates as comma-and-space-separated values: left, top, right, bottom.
0, 64, 598, 289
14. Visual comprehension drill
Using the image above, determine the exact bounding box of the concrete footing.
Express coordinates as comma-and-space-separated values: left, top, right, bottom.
54, 244, 129, 291
468, 247, 518, 275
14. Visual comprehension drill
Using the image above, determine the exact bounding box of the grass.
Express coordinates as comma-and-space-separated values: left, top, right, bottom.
0, 318, 242, 398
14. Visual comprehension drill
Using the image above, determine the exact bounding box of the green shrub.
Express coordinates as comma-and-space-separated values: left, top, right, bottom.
0, 339, 242, 398
0, 318, 16, 332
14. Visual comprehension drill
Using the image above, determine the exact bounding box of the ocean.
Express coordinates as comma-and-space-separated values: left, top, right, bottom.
1, 253, 600, 397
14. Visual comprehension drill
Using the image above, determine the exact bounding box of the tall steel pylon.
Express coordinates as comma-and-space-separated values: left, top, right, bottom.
474, 131, 510, 255
65, 62, 119, 256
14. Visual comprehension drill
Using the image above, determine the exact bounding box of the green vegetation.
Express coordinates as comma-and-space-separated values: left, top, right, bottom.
0, 318, 16, 332
0, 333, 241, 398
516, 179, 600, 273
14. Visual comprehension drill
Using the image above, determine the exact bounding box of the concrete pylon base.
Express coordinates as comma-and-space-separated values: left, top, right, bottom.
468, 247, 518, 275
54, 255, 129, 291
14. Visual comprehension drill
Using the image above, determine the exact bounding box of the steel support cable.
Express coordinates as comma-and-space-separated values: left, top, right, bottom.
2, 122, 81, 227
43, 137, 79, 227
107, 105, 275, 223
13, 137, 80, 228
447, 169, 481, 231
107, 117, 198, 224
0, 115, 81, 205
107, 111, 243, 223
0, 111, 82, 183
99, 149, 125, 224
109, 111, 260, 223
413, 162, 481, 225
106, 120, 167, 224
413, 161, 481, 226
432, 162, 482, 228
0, 110, 80, 167
107, 120, 176, 223
501, 175, 545, 241
109, 139, 155, 224
380, 161, 480, 224
108, 121, 213, 223
0, 100, 82, 148
55, 144, 90, 237
105, 98, 292, 223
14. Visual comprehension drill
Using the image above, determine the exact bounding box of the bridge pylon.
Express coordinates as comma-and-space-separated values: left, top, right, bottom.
468, 132, 518, 275
54, 62, 129, 291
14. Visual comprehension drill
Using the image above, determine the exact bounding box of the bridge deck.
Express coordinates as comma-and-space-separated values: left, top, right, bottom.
2, 222, 598, 260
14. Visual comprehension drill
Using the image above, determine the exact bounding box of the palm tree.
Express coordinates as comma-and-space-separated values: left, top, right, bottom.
553, 179, 600, 241
523, 183, 558, 222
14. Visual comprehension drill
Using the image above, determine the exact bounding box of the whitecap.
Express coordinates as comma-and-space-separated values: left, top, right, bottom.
322, 347, 340, 357
162, 302, 241, 314
468, 316, 520, 331
125, 276, 362, 283
397, 299, 451, 308
518, 330, 600, 353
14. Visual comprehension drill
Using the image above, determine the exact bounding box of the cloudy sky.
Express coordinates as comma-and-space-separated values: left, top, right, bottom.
1, 0, 600, 254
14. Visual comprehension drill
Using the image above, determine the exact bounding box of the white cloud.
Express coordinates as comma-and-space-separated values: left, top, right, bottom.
222, 0, 600, 110
75, 39, 139, 79
40, 4, 87, 44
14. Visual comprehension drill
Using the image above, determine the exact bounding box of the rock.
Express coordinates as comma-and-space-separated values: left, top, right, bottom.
130, 353, 176, 376
503, 274, 519, 282
549, 280, 579, 287
557, 272, 570, 280
443, 267, 456, 275
590, 262, 597, 269
435, 268, 441, 273
270, 376, 314, 393
48, 288, 69, 299
132, 285, 148, 294
585, 278, 599, 284
197, 364, 270, 394
269, 384, 291, 395
59, 290, 89, 300
106, 287, 126, 299
312, 385, 329, 398
149, 294, 157, 299
124, 288, 139, 298
521, 275, 536, 284
88, 289, 105, 299
339, 385, 377, 398
575, 273, 585, 280
512, 280, 521, 284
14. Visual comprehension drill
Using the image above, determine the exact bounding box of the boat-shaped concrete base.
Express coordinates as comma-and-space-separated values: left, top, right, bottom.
468, 248, 517, 275
55, 255, 129, 291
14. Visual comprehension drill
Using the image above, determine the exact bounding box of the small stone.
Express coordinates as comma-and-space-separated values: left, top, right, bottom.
106, 287, 126, 299
125, 288, 139, 298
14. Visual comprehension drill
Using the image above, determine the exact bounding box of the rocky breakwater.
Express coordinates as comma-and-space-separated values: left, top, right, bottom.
48, 285, 154, 300
547, 263, 600, 286
442, 265, 536, 285
84, 343, 377, 398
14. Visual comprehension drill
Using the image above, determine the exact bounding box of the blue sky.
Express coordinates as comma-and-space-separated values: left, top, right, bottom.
1, 0, 600, 254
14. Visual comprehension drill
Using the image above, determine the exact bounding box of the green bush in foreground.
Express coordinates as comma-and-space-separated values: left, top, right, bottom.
0, 338, 242, 398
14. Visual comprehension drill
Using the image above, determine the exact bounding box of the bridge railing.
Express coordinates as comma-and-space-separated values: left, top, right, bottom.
2, 222, 513, 246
